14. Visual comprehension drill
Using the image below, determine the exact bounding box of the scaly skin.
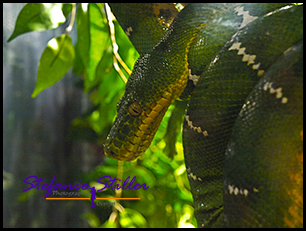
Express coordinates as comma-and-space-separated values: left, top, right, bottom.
104, 4, 209, 161
105, 3, 303, 227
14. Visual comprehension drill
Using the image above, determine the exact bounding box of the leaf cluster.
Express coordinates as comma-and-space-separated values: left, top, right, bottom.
8, 3, 138, 139
8, 3, 195, 228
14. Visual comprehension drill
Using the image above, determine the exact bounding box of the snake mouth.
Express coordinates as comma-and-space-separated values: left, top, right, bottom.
104, 89, 174, 161
104, 137, 144, 161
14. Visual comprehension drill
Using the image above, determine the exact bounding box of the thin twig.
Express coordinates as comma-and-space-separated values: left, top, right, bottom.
105, 3, 132, 84
109, 160, 124, 227
116, 160, 123, 198
65, 3, 76, 34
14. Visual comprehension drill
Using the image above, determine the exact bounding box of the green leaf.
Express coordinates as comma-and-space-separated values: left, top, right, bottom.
74, 3, 90, 76
7, 3, 66, 42
87, 4, 109, 82
31, 34, 75, 98
120, 208, 148, 228
73, 3, 109, 87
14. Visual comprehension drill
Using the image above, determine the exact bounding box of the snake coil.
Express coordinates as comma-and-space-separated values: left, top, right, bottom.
105, 3, 303, 227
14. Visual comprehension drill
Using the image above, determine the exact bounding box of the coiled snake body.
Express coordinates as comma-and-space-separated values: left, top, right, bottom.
104, 3, 303, 227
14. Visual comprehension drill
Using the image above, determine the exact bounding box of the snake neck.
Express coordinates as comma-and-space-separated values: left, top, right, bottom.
104, 4, 207, 161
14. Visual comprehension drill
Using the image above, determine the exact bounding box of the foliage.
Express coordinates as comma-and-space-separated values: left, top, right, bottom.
8, 3, 195, 228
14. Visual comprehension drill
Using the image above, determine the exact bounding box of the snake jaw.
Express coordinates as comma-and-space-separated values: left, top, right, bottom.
127, 149, 139, 161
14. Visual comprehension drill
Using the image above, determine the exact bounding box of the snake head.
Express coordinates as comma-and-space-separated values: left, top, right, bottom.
104, 89, 173, 161
104, 96, 146, 161
104, 54, 175, 161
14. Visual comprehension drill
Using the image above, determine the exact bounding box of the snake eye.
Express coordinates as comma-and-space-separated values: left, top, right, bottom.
128, 102, 143, 117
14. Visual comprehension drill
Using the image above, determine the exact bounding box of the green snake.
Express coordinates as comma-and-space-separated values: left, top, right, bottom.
104, 3, 303, 227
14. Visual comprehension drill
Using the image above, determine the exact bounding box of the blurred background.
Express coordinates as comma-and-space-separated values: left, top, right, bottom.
3, 3, 95, 228
3, 3, 195, 228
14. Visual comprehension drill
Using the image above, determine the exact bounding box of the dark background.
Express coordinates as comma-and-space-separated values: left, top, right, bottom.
3, 3, 97, 227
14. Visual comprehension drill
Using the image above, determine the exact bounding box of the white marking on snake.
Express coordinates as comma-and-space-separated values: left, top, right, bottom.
125, 26, 133, 36
235, 6, 258, 29
237, 47, 246, 55
228, 8, 267, 76
228, 185, 234, 194
234, 187, 239, 195
283, 46, 296, 55
212, 55, 219, 64
228, 41, 265, 77
257, 70, 265, 76
187, 167, 202, 181
263, 81, 288, 103
264, 5, 293, 18
252, 62, 261, 70
188, 69, 200, 85
281, 97, 288, 104
228, 184, 249, 197
185, 115, 209, 136
228, 42, 241, 51
245, 54, 256, 65
189, 172, 202, 181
